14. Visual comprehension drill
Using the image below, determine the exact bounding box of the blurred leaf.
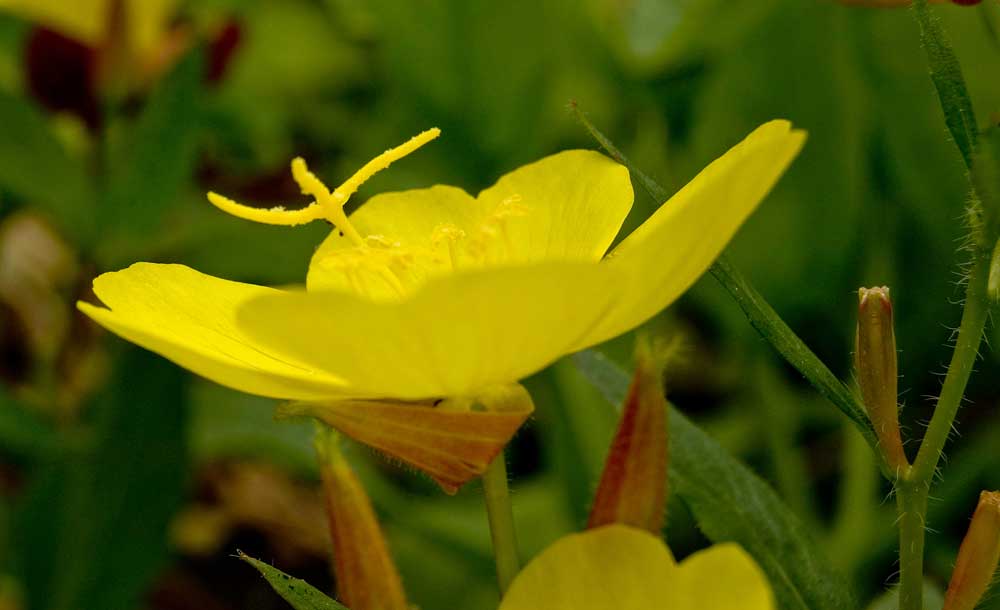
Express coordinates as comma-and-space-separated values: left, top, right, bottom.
239, 552, 349, 610
213, 0, 363, 168
0, 88, 95, 243
188, 379, 315, 475
11, 347, 188, 610
97, 49, 205, 265
573, 349, 856, 610
0, 391, 57, 461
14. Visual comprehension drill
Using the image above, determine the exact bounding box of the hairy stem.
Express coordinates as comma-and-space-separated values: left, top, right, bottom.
482, 452, 520, 595
896, 482, 929, 610
912, 254, 991, 481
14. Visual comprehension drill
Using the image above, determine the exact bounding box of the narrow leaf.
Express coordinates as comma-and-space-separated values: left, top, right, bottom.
911, 0, 978, 170
239, 552, 350, 610
573, 349, 857, 610
11, 347, 188, 610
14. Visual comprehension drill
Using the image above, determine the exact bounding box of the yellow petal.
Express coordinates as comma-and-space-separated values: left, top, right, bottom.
0, 0, 174, 53
77, 263, 348, 400
498, 525, 676, 610
667, 543, 776, 610
240, 262, 622, 400
306, 150, 633, 297
579, 120, 806, 347
0, 0, 107, 44
126, 0, 175, 55
476, 149, 633, 262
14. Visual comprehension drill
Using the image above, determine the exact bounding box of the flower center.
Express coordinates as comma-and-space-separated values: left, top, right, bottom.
206, 128, 441, 245
308, 195, 529, 299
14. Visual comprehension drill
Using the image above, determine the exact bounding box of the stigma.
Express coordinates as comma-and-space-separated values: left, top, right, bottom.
206, 128, 441, 247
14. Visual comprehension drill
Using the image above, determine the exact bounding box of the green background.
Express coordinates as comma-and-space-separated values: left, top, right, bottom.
1, 1, 998, 609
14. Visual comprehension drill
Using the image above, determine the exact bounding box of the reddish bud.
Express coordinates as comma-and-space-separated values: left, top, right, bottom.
943, 491, 1000, 610
315, 429, 409, 610
856, 287, 908, 471
587, 340, 668, 533
282, 384, 534, 495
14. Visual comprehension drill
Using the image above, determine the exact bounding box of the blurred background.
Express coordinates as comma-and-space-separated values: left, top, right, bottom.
0, 1, 998, 609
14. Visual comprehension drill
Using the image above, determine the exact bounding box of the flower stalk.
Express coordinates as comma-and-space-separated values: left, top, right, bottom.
896, 482, 930, 610
482, 452, 520, 595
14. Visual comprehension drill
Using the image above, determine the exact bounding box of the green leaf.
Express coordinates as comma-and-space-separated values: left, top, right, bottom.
573, 349, 857, 610
0, 391, 57, 461
239, 552, 350, 610
11, 347, 188, 610
911, 0, 978, 170
0, 88, 96, 244
96, 49, 205, 266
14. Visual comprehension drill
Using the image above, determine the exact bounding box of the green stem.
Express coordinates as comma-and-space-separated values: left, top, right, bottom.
896, 482, 929, 610
482, 452, 520, 595
911, 254, 991, 481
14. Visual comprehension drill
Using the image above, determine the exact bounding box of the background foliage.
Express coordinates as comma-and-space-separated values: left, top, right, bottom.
0, 1, 998, 609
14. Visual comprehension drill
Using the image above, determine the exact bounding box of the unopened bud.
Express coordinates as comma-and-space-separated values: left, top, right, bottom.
943, 491, 1000, 610
587, 338, 669, 533
315, 428, 409, 610
855, 287, 908, 471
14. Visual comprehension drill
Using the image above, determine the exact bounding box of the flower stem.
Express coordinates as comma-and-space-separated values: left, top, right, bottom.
896, 481, 929, 610
482, 452, 520, 595
912, 255, 991, 482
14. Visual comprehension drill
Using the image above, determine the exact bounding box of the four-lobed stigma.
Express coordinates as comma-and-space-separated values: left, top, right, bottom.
206, 128, 442, 244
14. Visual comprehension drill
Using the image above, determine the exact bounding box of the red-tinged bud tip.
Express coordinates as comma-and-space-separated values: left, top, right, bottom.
315, 429, 410, 610
943, 491, 1000, 610
855, 287, 908, 471
587, 338, 669, 533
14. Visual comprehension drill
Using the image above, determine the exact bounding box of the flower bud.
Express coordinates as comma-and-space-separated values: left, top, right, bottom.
315, 428, 409, 610
855, 287, 908, 471
587, 338, 668, 533
943, 491, 1000, 610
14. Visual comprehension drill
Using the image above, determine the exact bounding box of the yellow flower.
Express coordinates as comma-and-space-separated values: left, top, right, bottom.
499, 525, 774, 610
0, 0, 174, 55
77, 122, 804, 487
